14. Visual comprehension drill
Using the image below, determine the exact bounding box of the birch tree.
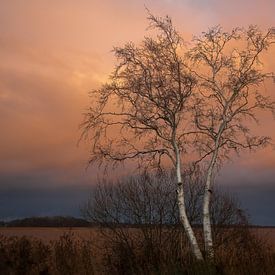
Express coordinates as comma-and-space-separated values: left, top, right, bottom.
81, 14, 203, 260
188, 26, 275, 259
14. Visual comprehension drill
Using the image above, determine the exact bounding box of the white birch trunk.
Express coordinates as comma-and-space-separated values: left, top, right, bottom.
203, 154, 216, 259
203, 123, 225, 259
174, 142, 204, 261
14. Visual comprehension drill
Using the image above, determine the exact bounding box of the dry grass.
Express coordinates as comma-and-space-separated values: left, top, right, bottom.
0, 227, 101, 242
0, 226, 275, 274
1, 226, 274, 247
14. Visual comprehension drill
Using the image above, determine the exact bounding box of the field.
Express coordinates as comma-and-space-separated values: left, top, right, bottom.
1, 226, 275, 247
0, 227, 275, 249
0, 227, 101, 242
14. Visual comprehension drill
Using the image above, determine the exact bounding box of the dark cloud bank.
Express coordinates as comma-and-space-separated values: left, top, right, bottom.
1, 166, 274, 226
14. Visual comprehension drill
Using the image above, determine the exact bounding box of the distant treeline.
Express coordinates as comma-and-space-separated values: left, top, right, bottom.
0, 216, 92, 227
1, 216, 274, 228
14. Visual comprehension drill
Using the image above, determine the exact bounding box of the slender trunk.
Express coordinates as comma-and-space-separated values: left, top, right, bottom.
174, 142, 204, 261
203, 123, 225, 260
203, 152, 217, 260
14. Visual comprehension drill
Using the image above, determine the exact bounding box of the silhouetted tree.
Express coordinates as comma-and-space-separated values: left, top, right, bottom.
81, 13, 203, 259
188, 25, 275, 259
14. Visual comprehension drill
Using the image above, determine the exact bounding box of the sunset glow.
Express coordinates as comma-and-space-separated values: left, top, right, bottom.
0, 0, 274, 224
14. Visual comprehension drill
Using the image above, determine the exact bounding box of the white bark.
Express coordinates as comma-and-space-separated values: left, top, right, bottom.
174, 142, 204, 261
203, 153, 216, 259
203, 123, 225, 259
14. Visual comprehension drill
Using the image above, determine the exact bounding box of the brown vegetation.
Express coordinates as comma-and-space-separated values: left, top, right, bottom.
0, 232, 96, 275
0, 227, 274, 274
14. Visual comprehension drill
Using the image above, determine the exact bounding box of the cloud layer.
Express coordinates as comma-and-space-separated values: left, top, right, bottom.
0, 0, 274, 222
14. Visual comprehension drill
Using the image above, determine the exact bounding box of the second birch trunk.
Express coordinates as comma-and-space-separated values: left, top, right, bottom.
203, 124, 224, 260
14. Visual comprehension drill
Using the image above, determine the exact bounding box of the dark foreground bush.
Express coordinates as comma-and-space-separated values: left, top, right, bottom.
81, 172, 275, 274
0, 235, 50, 274
1, 227, 274, 275
98, 226, 275, 275
53, 233, 95, 275
0, 232, 96, 275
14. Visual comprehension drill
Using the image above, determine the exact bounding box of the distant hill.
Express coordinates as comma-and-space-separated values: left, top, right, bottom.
0, 216, 92, 227
1, 217, 274, 228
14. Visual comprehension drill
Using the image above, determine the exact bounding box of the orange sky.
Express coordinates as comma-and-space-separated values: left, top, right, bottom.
0, 0, 275, 190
